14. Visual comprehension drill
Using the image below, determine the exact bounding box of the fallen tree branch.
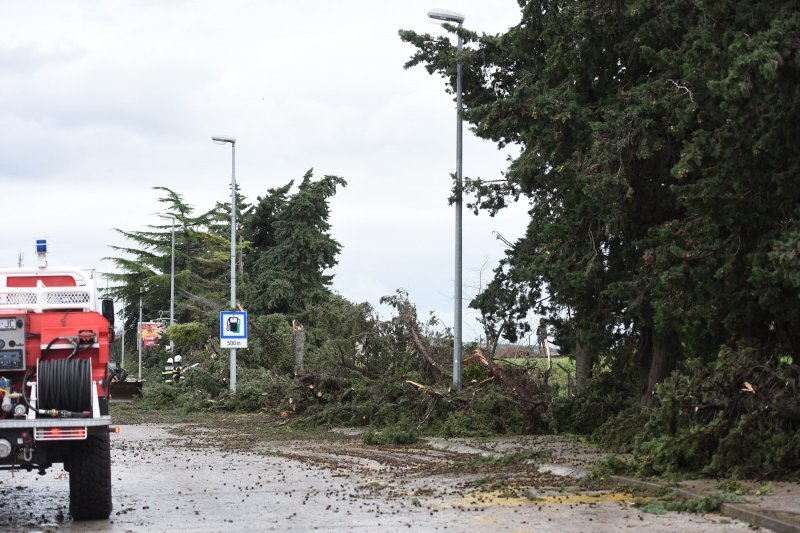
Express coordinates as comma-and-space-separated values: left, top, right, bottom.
472, 348, 545, 425
405, 380, 447, 398
205, 338, 221, 359
466, 376, 495, 388
409, 326, 450, 382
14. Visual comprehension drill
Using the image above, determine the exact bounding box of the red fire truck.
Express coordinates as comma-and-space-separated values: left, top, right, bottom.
0, 241, 114, 520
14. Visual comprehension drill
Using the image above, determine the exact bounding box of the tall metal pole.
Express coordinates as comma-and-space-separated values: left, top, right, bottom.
138, 287, 143, 381
212, 136, 237, 394
229, 142, 237, 394
427, 8, 466, 392
169, 216, 175, 337
121, 300, 125, 369
453, 25, 464, 392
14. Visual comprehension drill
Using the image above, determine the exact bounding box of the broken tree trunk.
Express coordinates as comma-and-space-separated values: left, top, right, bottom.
642, 335, 676, 408
295, 372, 352, 404
574, 338, 594, 394
472, 348, 544, 425
293, 320, 305, 375
405, 380, 447, 398
409, 325, 449, 382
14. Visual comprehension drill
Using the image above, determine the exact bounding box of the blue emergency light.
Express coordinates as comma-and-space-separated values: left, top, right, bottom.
36, 239, 47, 253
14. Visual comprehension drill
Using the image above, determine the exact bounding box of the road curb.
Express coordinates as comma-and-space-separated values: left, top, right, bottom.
610, 475, 800, 533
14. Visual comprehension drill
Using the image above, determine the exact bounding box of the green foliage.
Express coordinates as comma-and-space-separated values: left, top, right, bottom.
107, 171, 347, 365
142, 379, 179, 406
430, 384, 538, 438
400, 0, 800, 479
244, 314, 294, 372
361, 429, 383, 445
403, 0, 800, 400
304, 295, 382, 379
755, 483, 774, 496
549, 370, 637, 435
635, 346, 800, 479
166, 322, 208, 354
462, 361, 490, 384
715, 480, 747, 502
245, 170, 346, 318
591, 407, 650, 453
468, 383, 538, 433
470, 265, 538, 347
588, 454, 635, 479
227, 368, 295, 412
635, 495, 721, 515
106, 186, 246, 354
434, 411, 497, 438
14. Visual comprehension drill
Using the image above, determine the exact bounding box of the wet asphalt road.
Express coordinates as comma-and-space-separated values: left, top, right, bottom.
0, 424, 753, 532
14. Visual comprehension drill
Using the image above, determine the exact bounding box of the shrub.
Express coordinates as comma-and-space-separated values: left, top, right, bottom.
635, 346, 800, 479
166, 322, 209, 354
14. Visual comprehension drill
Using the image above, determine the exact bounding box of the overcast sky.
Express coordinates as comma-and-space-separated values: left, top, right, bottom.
0, 0, 532, 342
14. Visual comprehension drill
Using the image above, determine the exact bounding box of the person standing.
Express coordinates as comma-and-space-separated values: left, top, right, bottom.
172, 355, 183, 383
162, 357, 175, 384
536, 321, 548, 357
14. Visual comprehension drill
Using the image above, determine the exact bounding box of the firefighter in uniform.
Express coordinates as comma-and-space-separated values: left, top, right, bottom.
162, 357, 175, 384
172, 355, 183, 383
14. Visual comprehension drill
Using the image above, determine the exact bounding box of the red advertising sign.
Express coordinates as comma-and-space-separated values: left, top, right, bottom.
141, 322, 163, 348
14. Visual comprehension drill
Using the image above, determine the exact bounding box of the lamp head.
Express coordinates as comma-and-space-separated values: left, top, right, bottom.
428, 8, 465, 24
212, 135, 236, 145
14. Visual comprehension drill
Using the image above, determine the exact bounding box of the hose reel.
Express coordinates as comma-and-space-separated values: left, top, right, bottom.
37, 358, 93, 413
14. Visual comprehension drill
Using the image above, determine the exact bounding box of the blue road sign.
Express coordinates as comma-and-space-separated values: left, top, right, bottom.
220, 311, 248, 348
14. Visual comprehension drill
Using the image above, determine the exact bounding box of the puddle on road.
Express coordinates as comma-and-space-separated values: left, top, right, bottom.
537, 462, 587, 478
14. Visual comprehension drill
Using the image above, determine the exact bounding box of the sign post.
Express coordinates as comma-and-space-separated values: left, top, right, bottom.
220, 311, 248, 349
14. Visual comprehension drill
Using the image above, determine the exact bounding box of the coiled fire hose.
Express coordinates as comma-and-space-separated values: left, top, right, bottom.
19, 334, 95, 417
22, 358, 93, 418
37, 358, 93, 413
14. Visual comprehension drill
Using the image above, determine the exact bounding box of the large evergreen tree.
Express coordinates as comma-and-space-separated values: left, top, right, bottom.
400, 0, 800, 402
245, 170, 347, 317
107, 186, 249, 349
106, 187, 201, 350
109, 171, 347, 349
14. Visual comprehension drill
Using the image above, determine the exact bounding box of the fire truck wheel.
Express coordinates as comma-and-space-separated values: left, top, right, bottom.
68, 432, 112, 520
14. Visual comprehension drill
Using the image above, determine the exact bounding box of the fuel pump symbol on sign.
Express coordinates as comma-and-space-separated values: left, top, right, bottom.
227, 316, 240, 333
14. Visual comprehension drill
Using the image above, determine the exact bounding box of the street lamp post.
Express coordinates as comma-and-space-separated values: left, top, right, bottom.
138, 286, 143, 381
157, 214, 176, 350
428, 8, 465, 392
121, 299, 125, 369
212, 135, 237, 394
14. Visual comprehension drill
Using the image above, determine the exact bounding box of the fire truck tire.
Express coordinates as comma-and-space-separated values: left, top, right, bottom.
68, 432, 112, 520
